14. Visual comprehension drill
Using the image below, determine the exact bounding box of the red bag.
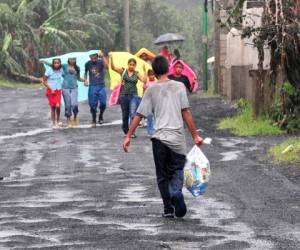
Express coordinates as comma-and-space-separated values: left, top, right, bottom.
109, 70, 126, 107
109, 84, 122, 106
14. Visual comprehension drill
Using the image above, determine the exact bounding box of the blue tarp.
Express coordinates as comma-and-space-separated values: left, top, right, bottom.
40, 50, 99, 102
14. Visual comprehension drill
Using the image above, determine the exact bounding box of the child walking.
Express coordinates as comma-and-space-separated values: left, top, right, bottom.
42, 58, 63, 128
168, 60, 191, 92
143, 69, 156, 136
123, 56, 203, 218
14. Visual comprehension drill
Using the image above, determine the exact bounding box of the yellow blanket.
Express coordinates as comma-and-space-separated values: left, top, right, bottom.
109, 52, 152, 97
135, 48, 156, 61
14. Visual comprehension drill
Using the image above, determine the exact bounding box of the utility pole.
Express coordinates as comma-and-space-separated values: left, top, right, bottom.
201, 0, 208, 91
123, 0, 130, 52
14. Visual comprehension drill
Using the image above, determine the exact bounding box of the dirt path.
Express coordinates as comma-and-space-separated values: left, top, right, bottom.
0, 89, 299, 250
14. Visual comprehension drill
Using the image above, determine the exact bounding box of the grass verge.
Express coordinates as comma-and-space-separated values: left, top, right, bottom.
269, 138, 300, 164
0, 75, 41, 89
218, 100, 284, 136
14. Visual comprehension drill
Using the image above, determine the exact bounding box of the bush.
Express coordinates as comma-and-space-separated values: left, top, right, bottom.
218, 99, 284, 136
270, 82, 300, 133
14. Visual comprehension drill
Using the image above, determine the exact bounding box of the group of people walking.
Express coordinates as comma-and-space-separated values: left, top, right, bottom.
42, 52, 108, 129
42, 48, 192, 134
42, 49, 202, 219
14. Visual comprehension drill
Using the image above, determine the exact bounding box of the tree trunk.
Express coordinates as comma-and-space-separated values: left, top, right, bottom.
10, 71, 42, 83
123, 0, 130, 52
80, 0, 88, 15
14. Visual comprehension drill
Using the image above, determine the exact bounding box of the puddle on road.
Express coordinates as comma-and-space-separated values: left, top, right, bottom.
0, 119, 122, 144
116, 221, 162, 235
0, 228, 32, 239
78, 147, 98, 168
52, 206, 162, 235
0, 187, 90, 208
164, 241, 201, 250
0, 216, 48, 226
220, 151, 243, 161
187, 196, 273, 249
17, 218, 49, 224
2, 183, 33, 188
0, 227, 64, 249
0, 128, 52, 143
217, 138, 248, 148
75, 119, 122, 129
2, 174, 73, 184
43, 188, 89, 203
102, 154, 125, 174
52, 208, 103, 225
7, 151, 42, 179
77, 147, 125, 175
118, 183, 161, 203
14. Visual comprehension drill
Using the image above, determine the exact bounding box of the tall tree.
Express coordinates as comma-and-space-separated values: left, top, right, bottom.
123, 0, 130, 51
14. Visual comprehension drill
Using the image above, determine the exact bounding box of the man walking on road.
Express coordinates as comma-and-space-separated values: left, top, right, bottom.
123, 56, 203, 218
84, 52, 109, 127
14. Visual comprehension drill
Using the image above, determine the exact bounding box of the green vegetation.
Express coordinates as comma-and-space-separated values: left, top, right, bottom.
199, 82, 218, 97
0, 75, 40, 89
218, 99, 284, 136
225, 1, 300, 133
0, 0, 205, 80
270, 82, 300, 133
269, 138, 300, 164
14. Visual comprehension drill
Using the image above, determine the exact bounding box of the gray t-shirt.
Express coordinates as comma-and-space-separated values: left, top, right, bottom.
137, 80, 190, 155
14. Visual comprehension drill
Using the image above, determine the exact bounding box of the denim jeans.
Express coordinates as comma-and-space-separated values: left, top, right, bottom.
152, 139, 186, 214
147, 113, 153, 136
62, 88, 78, 118
88, 85, 107, 114
120, 94, 140, 134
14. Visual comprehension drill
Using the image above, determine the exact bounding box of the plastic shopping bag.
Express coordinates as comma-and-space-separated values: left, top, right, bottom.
184, 146, 211, 197
109, 84, 122, 107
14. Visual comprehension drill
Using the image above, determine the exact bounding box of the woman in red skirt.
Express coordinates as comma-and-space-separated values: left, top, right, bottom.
42, 58, 63, 128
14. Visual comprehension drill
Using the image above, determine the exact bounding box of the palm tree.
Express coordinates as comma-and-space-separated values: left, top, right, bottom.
0, 0, 117, 78
0, 0, 37, 76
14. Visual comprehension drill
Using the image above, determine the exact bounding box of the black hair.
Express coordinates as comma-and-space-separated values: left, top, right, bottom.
151, 56, 169, 76
68, 59, 80, 76
174, 49, 181, 59
52, 58, 62, 70
174, 60, 184, 68
128, 58, 137, 65
147, 69, 154, 76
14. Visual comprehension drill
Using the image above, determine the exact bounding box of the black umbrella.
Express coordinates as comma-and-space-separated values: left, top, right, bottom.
154, 33, 185, 45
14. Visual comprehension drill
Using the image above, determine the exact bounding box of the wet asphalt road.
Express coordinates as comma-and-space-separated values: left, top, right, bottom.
0, 88, 299, 250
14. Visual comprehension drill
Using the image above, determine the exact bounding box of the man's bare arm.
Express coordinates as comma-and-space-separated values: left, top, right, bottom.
182, 109, 203, 145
